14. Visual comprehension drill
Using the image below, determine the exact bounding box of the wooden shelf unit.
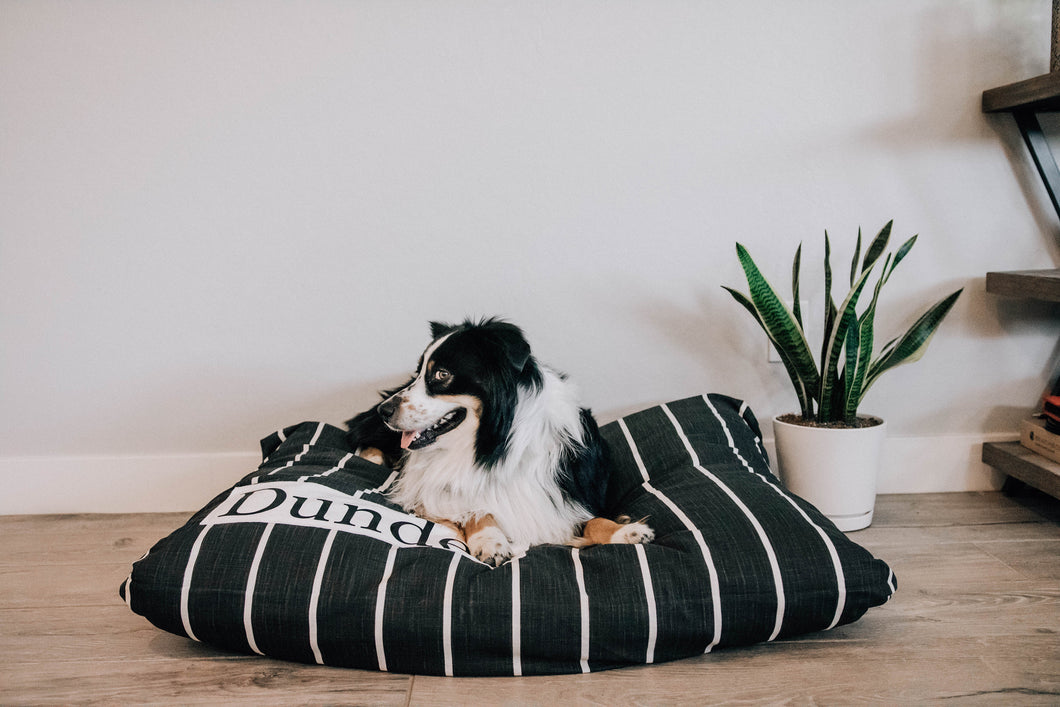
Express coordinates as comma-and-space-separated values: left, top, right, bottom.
982, 441, 1060, 499
985, 268, 1060, 302
982, 71, 1060, 113
980, 73, 1060, 501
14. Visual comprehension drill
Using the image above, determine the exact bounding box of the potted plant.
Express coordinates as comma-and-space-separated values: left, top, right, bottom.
723, 220, 962, 531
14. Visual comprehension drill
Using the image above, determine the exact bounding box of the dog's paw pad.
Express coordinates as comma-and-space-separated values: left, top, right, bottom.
613, 521, 654, 545
469, 527, 514, 567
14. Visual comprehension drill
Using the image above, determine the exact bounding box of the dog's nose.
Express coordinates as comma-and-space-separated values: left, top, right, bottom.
377, 396, 399, 420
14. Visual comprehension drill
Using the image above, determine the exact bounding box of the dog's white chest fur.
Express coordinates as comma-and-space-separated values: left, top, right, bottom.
386, 367, 593, 547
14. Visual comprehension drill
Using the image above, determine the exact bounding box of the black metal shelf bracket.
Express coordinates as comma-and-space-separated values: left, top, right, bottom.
1012, 108, 1060, 220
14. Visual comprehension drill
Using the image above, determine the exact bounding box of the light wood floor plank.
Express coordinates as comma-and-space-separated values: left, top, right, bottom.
1, 605, 217, 663
872, 491, 1057, 526
0, 512, 187, 566
4, 657, 411, 706
975, 538, 1060, 580
855, 520, 1060, 548
0, 562, 133, 609
861, 540, 1029, 588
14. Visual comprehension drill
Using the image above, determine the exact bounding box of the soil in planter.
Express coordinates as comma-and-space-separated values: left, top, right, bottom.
777, 413, 883, 430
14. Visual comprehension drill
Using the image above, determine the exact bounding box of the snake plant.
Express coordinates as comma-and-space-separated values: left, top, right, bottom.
723, 221, 962, 425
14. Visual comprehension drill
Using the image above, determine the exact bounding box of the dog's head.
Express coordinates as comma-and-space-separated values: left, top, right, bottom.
378, 318, 542, 466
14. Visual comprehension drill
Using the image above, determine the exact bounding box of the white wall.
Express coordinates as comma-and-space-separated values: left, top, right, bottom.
2, 1, 1058, 513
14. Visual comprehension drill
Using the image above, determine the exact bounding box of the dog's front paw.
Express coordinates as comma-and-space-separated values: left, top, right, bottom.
612, 520, 655, 545
468, 526, 514, 567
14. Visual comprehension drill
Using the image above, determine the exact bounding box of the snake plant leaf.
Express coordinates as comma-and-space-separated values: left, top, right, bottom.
722, 285, 764, 327
842, 309, 862, 420
731, 243, 820, 403
849, 228, 862, 288
889, 235, 917, 275
817, 262, 878, 421
731, 245, 818, 381
841, 251, 893, 419
877, 234, 917, 292
792, 243, 803, 329
722, 285, 815, 418
869, 253, 893, 306
861, 288, 963, 401
821, 233, 837, 372
860, 220, 892, 275
843, 307, 876, 421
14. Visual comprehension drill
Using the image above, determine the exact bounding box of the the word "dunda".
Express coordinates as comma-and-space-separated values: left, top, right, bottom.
202, 481, 469, 553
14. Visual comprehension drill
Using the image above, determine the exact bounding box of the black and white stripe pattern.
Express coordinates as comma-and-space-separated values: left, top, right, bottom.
121, 394, 896, 676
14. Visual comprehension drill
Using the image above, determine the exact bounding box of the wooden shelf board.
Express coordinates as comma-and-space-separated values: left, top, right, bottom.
985, 268, 1060, 302
982, 441, 1060, 500
982, 71, 1060, 113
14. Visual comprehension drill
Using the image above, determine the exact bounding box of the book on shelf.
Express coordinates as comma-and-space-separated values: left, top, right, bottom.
1020, 417, 1060, 464
1043, 394, 1060, 433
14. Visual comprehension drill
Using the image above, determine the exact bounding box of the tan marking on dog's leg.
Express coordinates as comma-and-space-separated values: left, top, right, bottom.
463, 514, 513, 566
421, 516, 466, 543
462, 514, 498, 538
578, 516, 655, 546
355, 447, 386, 466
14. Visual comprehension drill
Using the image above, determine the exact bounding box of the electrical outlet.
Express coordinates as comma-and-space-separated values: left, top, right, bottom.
768, 300, 808, 363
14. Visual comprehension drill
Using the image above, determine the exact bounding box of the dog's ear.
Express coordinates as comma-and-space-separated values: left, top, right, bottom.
429, 321, 456, 340
489, 321, 532, 372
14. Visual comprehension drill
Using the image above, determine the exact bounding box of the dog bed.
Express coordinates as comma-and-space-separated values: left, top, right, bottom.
120, 394, 896, 676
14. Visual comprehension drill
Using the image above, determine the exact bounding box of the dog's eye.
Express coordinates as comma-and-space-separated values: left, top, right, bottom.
432, 368, 452, 384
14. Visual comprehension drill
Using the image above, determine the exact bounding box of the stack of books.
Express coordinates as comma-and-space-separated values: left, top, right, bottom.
1020, 394, 1060, 463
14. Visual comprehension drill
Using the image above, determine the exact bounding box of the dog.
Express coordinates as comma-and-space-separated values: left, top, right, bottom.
345, 317, 653, 565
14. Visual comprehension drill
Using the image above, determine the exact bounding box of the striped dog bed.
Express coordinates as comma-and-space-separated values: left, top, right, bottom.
120, 394, 896, 676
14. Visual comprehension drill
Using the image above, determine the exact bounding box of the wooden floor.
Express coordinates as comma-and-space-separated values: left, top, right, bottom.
3, 490, 1059, 705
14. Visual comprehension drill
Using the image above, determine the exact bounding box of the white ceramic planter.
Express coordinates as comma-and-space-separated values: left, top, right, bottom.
772, 415, 886, 532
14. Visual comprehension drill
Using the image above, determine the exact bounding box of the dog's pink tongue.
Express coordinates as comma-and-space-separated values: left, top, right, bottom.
400, 430, 419, 449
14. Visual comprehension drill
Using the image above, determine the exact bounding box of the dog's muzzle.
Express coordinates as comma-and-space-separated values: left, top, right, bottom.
378, 395, 468, 450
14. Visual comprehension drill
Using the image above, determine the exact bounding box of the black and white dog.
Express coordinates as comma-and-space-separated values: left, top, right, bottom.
345, 318, 652, 565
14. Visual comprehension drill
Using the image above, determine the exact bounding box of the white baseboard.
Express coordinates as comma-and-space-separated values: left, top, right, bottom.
0, 433, 1019, 515
877, 433, 1014, 494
